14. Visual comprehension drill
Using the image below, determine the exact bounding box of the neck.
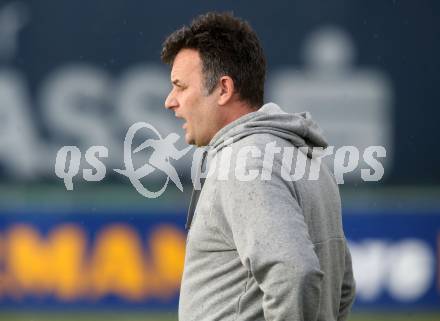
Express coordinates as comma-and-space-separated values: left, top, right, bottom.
222, 100, 257, 126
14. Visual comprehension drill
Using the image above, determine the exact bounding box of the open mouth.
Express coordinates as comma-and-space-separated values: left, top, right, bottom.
175, 114, 187, 130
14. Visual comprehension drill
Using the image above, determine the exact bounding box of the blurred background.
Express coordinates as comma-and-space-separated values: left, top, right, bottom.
0, 0, 439, 320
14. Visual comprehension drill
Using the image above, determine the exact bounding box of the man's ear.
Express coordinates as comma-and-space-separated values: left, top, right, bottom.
218, 76, 234, 106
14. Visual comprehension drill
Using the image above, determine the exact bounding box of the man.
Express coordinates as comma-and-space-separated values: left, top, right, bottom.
161, 12, 355, 321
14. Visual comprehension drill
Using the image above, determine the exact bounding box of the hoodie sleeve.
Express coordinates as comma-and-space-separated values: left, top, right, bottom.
338, 243, 356, 321
217, 153, 324, 321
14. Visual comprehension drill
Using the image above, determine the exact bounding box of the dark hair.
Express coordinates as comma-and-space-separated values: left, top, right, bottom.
161, 12, 266, 108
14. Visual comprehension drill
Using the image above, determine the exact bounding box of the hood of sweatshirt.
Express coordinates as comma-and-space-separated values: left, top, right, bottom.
207, 102, 328, 154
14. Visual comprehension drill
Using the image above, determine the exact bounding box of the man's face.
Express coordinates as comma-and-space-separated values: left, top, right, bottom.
165, 49, 219, 146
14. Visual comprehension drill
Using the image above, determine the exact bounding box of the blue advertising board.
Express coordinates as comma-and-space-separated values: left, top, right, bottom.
0, 209, 438, 310
344, 211, 440, 310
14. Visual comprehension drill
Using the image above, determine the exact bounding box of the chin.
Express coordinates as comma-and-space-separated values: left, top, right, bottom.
185, 134, 196, 145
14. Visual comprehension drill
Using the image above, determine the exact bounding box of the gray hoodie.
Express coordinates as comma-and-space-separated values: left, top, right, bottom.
179, 103, 355, 321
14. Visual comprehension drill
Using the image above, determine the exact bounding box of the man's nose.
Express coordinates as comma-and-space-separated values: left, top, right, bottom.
165, 91, 179, 110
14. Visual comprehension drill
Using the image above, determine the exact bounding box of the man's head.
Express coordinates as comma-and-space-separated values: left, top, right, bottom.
161, 12, 266, 146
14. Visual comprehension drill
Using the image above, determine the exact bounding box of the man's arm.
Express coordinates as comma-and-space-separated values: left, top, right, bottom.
217, 155, 324, 321
338, 243, 356, 321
